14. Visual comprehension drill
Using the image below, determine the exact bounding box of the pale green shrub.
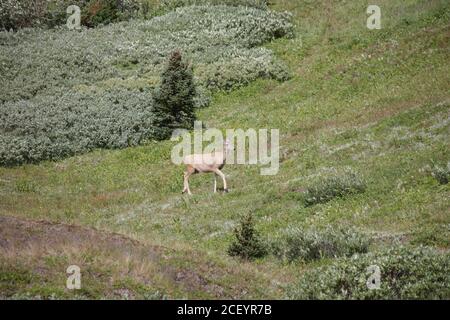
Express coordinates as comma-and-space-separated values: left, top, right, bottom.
431, 162, 450, 185
271, 226, 371, 262
288, 246, 450, 299
303, 169, 366, 206
0, 5, 293, 165
0, 6, 292, 103
0, 0, 48, 30
158, 0, 268, 12
139, 0, 268, 19
0, 88, 155, 165
0, 0, 140, 30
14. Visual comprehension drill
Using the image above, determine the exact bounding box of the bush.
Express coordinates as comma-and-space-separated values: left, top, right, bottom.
0, 5, 292, 104
136, 1, 269, 20
303, 170, 366, 206
0, 0, 48, 30
82, 0, 140, 27
152, 50, 196, 140
0, 5, 292, 165
288, 246, 450, 299
271, 226, 371, 262
163, 0, 268, 8
228, 213, 268, 260
0, 1, 268, 31
431, 162, 450, 185
193, 86, 211, 109
0, 0, 140, 30
0, 88, 155, 166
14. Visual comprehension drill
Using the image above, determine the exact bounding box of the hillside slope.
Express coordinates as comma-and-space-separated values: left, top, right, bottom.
1, 0, 449, 299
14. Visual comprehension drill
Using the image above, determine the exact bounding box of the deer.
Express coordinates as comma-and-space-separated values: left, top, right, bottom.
182, 139, 233, 195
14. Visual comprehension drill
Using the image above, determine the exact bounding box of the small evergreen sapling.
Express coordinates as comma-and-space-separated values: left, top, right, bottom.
228, 213, 267, 259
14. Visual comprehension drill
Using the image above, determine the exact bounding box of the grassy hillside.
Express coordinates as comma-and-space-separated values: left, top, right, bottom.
1, 0, 449, 299
0, 5, 292, 165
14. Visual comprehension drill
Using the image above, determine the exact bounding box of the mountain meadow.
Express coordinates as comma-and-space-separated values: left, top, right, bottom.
0, 0, 449, 299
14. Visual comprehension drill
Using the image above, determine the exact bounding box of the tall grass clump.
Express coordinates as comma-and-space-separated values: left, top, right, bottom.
288, 246, 450, 299
271, 226, 371, 262
303, 169, 366, 207
228, 213, 268, 260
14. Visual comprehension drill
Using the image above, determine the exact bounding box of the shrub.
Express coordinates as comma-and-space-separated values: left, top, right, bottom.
82, 0, 140, 27
0, 0, 140, 30
0, 0, 268, 31
140, 1, 269, 19
271, 226, 371, 262
0, 0, 49, 30
0, 5, 292, 103
0, 5, 292, 165
193, 86, 211, 109
152, 50, 196, 140
0, 88, 155, 166
431, 162, 450, 185
228, 213, 268, 260
156, 0, 268, 13
288, 246, 450, 299
303, 170, 366, 206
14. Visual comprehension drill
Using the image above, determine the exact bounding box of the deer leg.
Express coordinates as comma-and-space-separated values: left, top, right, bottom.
183, 167, 194, 195
213, 174, 218, 193
185, 172, 193, 195
214, 169, 228, 193
182, 172, 188, 194
182, 172, 187, 194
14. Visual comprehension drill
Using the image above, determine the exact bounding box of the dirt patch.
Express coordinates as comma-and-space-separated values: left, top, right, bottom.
0, 215, 158, 258
0, 215, 265, 299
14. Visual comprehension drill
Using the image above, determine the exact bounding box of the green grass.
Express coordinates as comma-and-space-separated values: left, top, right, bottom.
0, 0, 449, 298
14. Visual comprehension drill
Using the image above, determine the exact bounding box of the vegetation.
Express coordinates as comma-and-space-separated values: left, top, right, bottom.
0, 88, 155, 166
152, 50, 197, 140
0, 5, 292, 165
0, 5, 292, 103
271, 226, 371, 262
228, 213, 268, 260
81, 0, 140, 27
302, 169, 366, 207
431, 162, 450, 185
0, 1, 269, 31
145, 0, 268, 17
0, 0, 140, 30
0, 0, 449, 299
288, 246, 450, 299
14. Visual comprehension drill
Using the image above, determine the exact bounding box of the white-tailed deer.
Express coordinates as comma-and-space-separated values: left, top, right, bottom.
182, 139, 233, 195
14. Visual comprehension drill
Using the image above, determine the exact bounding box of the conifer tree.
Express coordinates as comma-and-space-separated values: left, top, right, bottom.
228, 213, 267, 260
152, 50, 196, 140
